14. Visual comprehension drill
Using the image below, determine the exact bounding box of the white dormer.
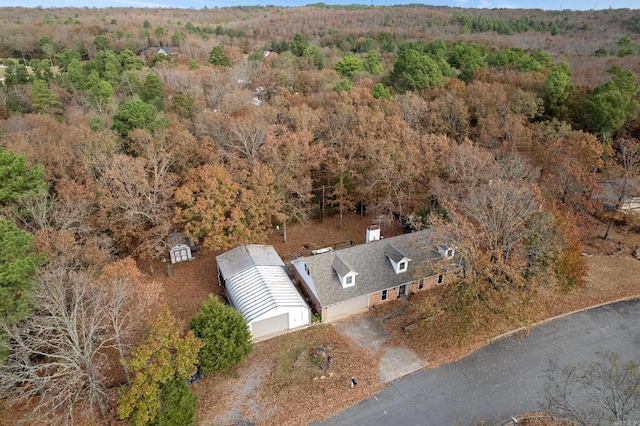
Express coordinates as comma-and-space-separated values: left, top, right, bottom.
385, 244, 411, 274
437, 245, 455, 260
332, 256, 358, 288
398, 259, 408, 272
341, 271, 357, 288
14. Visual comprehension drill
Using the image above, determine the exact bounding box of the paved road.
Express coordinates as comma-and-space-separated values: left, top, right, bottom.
316, 299, 640, 426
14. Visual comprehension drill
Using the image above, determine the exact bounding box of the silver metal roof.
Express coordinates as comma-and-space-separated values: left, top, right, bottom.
217, 244, 307, 324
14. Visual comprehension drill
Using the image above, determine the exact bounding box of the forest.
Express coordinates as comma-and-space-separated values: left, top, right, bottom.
0, 3, 640, 425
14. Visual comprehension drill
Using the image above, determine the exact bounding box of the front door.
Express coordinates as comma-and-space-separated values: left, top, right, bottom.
398, 284, 407, 297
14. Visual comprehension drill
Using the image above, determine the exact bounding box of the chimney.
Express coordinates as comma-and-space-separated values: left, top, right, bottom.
366, 225, 381, 243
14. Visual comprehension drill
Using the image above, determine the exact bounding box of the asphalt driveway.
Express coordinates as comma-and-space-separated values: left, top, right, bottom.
317, 299, 640, 426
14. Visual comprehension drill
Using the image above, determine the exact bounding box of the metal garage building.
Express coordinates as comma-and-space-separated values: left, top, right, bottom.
216, 244, 311, 341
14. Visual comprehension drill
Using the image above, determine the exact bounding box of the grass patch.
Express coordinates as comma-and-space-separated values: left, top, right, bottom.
254, 325, 382, 425
272, 338, 326, 391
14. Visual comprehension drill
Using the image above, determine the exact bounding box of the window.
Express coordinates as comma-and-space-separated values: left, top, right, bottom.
446, 248, 454, 258
398, 261, 407, 272
346, 275, 353, 285
437, 274, 444, 285
381, 289, 388, 301
418, 280, 424, 290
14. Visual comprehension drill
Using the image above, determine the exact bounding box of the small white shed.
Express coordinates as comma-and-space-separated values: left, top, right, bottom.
216, 244, 311, 341
168, 233, 194, 264
170, 244, 192, 264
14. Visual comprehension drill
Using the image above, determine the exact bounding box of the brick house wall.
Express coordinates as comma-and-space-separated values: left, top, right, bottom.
368, 272, 452, 308
294, 266, 457, 321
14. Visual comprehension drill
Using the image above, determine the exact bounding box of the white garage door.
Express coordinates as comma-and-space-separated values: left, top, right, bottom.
251, 313, 289, 339
326, 295, 369, 321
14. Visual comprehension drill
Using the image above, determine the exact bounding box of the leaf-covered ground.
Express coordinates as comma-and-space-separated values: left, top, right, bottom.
3, 215, 639, 425
188, 218, 640, 426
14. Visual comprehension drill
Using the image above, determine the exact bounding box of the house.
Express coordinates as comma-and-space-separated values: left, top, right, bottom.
594, 178, 640, 214
292, 227, 455, 322
216, 244, 311, 341
168, 232, 194, 264
141, 46, 173, 57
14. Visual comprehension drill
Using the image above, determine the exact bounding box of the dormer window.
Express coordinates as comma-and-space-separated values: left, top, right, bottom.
437, 245, 455, 260
339, 271, 357, 288
385, 244, 411, 274
332, 256, 357, 289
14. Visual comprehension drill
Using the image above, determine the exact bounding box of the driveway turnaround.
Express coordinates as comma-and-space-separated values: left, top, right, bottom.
317, 299, 640, 426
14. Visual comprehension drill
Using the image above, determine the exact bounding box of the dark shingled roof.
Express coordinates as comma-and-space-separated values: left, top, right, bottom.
384, 243, 410, 263
332, 256, 357, 278
292, 230, 445, 307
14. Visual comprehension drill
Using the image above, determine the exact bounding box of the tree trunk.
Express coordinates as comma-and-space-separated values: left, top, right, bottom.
166, 261, 172, 277
114, 329, 131, 386
149, 258, 155, 275
88, 365, 108, 417
283, 219, 287, 243
603, 217, 614, 240
95, 387, 108, 417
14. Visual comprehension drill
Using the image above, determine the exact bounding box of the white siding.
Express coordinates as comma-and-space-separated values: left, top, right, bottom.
251, 313, 289, 340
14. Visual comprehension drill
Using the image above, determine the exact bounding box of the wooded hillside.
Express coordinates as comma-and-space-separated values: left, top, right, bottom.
0, 4, 639, 424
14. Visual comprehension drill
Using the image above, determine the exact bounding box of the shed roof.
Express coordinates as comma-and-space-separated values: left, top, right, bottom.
217, 244, 284, 278
292, 230, 447, 307
217, 245, 306, 324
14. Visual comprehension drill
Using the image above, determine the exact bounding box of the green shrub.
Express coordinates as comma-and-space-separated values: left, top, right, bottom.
190, 296, 252, 374
333, 79, 353, 93
151, 379, 197, 426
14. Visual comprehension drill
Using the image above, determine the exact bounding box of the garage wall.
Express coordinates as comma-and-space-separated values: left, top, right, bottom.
325, 295, 369, 322
251, 313, 289, 340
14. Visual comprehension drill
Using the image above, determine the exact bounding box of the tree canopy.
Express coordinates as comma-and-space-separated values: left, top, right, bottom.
585, 66, 640, 143
0, 219, 46, 324
388, 47, 444, 92
0, 148, 48, 207
0, 7, 636, 422
173, 164, 276, 251
190, 295, 252, 374
334, 54, 362, 78
208, 45, 231, 67
112, 99, 162, 137
118, 308, 203, 426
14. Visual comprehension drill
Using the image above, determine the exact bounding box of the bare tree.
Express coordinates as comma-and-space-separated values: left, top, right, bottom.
603, 138, 640, 239
445, 140, 494, 188
226, 116, 267, 164
0, 266, 133, 425
438, 148, 545, 263
541, 351, 640, 426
